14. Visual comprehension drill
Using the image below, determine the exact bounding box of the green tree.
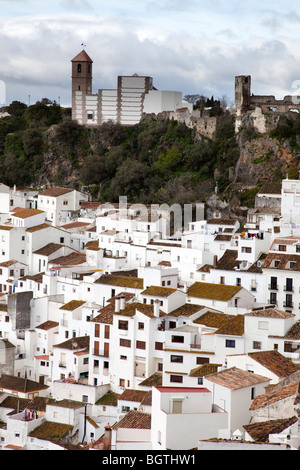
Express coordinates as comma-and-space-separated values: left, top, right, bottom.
109, 159, 150, 200
154, 145, 182, 175
80, 154, 107, 185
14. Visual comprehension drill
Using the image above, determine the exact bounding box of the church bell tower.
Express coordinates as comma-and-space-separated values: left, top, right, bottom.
71, 49, 93, 123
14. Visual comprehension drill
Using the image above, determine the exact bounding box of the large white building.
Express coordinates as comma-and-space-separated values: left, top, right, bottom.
71, 49, 192, 127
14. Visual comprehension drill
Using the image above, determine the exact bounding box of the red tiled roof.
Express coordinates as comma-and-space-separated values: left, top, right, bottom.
71, 50, 93, 63
248, 350, 300, 378
205, 367, 270, 390
112, 410, 151, 430
39, 187, 73, 197
243, 417, 298, 443
250, 382, 299, 410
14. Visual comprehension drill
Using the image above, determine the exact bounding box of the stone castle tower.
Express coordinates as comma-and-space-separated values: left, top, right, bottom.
235, 75, 251, 116
71, 49, 93, 124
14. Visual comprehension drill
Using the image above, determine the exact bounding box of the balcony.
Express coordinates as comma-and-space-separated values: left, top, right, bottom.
284, 286, 294, 292
283, 301, 294, 308
92, 349, 109, 357
268, 284, 278, 290
190, 343, 201, 349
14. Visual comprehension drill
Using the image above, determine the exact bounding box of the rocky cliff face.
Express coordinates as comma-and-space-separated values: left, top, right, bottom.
233, 135, 299, 185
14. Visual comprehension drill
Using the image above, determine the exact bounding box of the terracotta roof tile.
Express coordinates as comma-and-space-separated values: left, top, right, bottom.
141, 285, 177, 297
118, 389, 148, 403
71, 50, 93, 63
205, 367, 270, 390
96, 391, 119, 406
170, 303, 205, 317
189, 363, 221, 377
61, 222, 91, 229
207, 218, 238, 226
187, 282, 242, 301
53, 336, 89, 351
214, 250, 239, 271
39, 187, 73, 197
243, 417, 298, 443
36, 320, 59, 330
0, 260, 19, 267
95, 274, 143, 289
262, 252, 300, 271
0, 375, 49, 392
139, 372, 162, 387
194, 311, 233, 328
92, 293, 135, 324
112, 410, 151, 430
50, 252, 86, 266
59, 300, 85, 311
140, 391, 152, 407
29, 421, 73, 442
250, 382, 299, 410
26, 223, 51, 233
115, 302, 166, 318
284, 321, 300, 340
215, 315, 245, 336
33, 243, 63, 256
85, 240, 100, 251
248, 350, 300, 378
0, 396, 31, 410
245, 308, 295, 319
11, 208, 44, 219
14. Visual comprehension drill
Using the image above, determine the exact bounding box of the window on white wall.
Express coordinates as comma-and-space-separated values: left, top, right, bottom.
258, 321, 269, 330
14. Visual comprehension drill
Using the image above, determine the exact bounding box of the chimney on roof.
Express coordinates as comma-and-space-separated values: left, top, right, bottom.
120, 296, 125, 310
115, 297, 120, 313
154, 299, 160, 318
103, 423, 112, 450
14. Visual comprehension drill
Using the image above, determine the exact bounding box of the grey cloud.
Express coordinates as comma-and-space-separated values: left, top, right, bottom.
1, 14, 300, 107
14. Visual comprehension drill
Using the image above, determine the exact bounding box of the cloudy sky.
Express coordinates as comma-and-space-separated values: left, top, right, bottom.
1, 0, 300, 107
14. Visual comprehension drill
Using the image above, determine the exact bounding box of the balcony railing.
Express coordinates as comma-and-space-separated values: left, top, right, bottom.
284, 286, 294, 292
268, 284, 278, 290
190, 343, 201, 349
283, 301, 294, 308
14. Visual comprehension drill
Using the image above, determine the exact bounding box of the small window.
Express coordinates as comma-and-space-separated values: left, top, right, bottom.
258, 321, 268, 330
171, 355, 183, 363
118, 320, 128, 331
170, 375, 183, 383
171, 335, 184, 343
226, 339, 235, 348
120, 338, 131, 348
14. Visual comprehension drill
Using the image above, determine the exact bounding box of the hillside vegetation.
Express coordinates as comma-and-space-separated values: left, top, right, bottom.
1, 99, 300, 208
